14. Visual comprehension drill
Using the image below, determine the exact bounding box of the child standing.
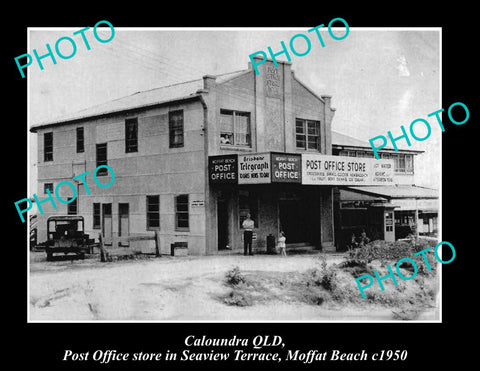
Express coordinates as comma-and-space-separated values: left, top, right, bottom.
278, 231, 287, 256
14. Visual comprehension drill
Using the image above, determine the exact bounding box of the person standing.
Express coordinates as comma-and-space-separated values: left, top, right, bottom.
242, 213, 254, 256
278, 231, 287, 257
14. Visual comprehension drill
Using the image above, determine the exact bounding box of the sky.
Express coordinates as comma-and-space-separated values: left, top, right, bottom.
28, 27, 441, 193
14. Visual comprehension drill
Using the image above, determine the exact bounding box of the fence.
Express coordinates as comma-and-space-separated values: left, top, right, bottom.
98, 231, 160, 262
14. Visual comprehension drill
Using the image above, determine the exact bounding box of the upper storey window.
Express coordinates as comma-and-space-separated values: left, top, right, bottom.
169, 110, 184, 148
220, 109, 251, 147
44, 132, 53, 161
296, 118, 320, 151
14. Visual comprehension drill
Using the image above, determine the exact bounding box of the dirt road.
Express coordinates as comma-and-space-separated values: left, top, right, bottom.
29, 252, 437, 322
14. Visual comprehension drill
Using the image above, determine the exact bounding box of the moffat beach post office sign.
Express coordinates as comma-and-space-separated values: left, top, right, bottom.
208, 152, 394, 186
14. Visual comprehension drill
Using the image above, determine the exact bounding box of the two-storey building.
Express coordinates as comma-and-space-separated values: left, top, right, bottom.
30, 58, 438, 255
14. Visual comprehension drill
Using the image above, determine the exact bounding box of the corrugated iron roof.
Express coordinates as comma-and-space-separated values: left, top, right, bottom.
332, 131, 371, 148
29, 70, 254, 132
332, 130, 423, 153
30, 78, 205, 132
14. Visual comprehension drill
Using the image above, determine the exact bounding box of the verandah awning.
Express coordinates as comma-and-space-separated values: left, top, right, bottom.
342, 185, 439, 212
345, 185, 439, 199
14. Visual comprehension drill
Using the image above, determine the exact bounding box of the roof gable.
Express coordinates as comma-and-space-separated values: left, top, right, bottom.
291, 73, 326, 104
215, 69, 250, 84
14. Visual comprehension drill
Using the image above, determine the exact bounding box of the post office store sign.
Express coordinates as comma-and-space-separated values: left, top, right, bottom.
301, 154, 394, 185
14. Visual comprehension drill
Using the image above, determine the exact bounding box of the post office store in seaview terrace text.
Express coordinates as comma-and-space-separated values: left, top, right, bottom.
30, 58, 438, 255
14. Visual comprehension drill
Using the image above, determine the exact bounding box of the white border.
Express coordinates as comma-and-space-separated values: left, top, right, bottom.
27, 26, 442, 324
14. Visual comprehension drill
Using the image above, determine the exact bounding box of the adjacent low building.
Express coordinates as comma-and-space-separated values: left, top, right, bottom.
30, 58, 438, 254
331, 131, 439, 250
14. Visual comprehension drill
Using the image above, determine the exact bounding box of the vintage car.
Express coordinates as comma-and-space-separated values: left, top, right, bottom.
45, 216, 94, 261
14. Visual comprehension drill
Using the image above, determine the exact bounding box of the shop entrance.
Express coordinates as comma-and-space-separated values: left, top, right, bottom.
279, 189, 319, 245
279, 200, 305, 243
217, 198, 229, 250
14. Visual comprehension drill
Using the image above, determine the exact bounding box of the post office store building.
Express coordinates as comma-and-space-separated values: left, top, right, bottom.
31, 58, 389, 254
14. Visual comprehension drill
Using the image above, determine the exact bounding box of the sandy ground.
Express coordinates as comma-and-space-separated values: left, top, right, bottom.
29, 251, 438, 322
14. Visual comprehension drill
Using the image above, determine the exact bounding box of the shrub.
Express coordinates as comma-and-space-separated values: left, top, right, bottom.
318, 254, 328, 271
345, 244, 375, 265
307, 256, 338, 292
223, 290, 251, 306
339, 262, 375, 278
225, 266, 246, 286
344, 239, 427, 266
307, 268, 322, 286
320, 269, 337, 291
331, 284, 363, 304
409, 237, 437, 253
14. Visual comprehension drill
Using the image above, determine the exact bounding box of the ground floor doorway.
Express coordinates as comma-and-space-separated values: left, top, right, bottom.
214, 185, 326, 252
279, 199, 304, 243
217, 197, 229, 250
118, 203, 130, 247
102, 203, 112, 245
278, 188, 319, 245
